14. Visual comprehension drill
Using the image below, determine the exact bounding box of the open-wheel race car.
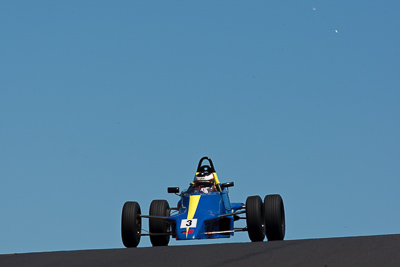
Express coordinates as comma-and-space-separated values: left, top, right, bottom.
121, 157, 285, 247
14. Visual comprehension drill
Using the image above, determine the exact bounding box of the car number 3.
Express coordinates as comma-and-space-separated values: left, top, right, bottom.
180, 219, 197, 228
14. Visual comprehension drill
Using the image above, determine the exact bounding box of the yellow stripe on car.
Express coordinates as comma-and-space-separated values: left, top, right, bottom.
186, 195, 201, 238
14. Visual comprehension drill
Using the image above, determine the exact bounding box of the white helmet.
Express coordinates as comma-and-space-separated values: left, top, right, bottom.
194, 172, 214, 186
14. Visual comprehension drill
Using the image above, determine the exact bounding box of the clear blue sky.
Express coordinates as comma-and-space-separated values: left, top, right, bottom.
1, 1, 399, 254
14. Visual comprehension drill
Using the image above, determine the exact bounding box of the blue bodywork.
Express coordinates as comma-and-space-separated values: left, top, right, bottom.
166, 187, 244, 240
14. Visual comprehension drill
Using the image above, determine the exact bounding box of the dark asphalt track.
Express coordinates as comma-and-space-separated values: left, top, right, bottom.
1, 234, 400, 267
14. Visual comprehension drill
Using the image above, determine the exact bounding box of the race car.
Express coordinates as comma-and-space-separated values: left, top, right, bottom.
121, 156, 285, 247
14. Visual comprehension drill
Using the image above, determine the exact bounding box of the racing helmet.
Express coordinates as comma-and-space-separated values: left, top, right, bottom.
193, 172, 214, 187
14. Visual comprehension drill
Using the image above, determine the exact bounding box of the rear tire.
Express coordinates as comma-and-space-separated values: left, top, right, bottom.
264, 194, 285, 241
121, 201, 141, 247
246, 195, 265, 242
149, 200, 171, 246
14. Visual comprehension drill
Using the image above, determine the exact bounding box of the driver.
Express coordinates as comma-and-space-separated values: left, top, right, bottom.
192, 172, 216, 193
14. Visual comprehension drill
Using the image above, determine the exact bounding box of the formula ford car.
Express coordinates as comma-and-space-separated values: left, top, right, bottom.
121, 157, 285, 247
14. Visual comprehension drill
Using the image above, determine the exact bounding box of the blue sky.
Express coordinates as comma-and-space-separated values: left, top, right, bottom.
1, 1, 399, 254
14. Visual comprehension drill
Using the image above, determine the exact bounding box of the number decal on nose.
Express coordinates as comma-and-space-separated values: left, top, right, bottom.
180, 219, 198, 228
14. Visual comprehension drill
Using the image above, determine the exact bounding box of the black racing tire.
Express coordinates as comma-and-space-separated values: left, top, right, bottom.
121, 201, 141, 248
246, 195, 265, 242
149, 199, 171, 246
264, 194, 285, 241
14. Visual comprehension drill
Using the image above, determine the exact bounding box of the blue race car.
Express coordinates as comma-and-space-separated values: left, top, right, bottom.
121, 157, 285, 247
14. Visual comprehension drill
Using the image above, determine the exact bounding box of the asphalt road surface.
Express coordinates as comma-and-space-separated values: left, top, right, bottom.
1, 234, 400, 267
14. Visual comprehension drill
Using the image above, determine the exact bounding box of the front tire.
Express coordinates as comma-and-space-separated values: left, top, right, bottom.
121, 201, 141, 247
149, 200, 171, 246
264, 194, 285, 241
246, 195, 265, 242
